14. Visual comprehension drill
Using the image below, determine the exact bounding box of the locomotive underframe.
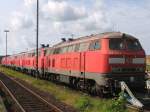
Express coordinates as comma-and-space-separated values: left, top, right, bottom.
3, 64, 146, 96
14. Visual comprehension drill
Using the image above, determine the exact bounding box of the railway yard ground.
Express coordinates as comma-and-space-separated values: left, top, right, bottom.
0, 66, 129, 112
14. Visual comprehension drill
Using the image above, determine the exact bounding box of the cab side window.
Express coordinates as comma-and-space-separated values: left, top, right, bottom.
95, 41, 100, 49
89, 40, 101, 50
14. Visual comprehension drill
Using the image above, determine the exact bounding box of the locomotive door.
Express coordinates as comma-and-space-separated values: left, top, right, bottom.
80, 52, 86, 77
41, 49, 45, 75
80, 52, 86, 89
41, 58, 44, 75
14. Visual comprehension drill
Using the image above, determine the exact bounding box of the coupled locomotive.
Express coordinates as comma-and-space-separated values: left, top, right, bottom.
1, 32, 146, 95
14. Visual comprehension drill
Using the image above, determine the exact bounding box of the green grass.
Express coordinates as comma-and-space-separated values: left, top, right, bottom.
0, 104, 6, 112
146, 65, 150, 72
0, 66, 127, 112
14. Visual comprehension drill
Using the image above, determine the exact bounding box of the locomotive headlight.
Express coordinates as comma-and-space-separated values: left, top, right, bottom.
132, 58, 145, 64
109, 58, 125, 64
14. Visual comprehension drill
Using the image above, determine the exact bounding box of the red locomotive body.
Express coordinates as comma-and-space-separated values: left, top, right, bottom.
1, 32, 146, 95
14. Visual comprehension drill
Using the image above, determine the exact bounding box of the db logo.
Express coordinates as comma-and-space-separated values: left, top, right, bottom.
126, 58, 132, 64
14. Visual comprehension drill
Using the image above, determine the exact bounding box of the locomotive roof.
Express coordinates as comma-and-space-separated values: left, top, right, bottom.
53, 32, 137, 48
7, 32, 138, 57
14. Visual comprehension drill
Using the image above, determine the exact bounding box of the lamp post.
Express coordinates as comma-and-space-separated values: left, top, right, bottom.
4, 30, 10, 64
36, 0, 39, 78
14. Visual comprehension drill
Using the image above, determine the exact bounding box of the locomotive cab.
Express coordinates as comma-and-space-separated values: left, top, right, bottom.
104, 33, 146, 90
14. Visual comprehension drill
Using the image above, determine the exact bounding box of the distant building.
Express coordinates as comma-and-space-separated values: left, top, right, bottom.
146, 55, 150, 65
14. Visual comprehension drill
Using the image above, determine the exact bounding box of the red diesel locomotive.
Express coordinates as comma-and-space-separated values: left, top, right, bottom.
1, 32, 146, 95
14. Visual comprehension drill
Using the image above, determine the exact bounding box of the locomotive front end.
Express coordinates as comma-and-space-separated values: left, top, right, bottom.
105, 33, 146, 90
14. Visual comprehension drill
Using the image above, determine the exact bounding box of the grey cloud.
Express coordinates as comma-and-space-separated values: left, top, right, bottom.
11, 12, 34, 31
7, 0, 113, 54
105, 0, 150, 54
21, 18, 34, 29
42, 1, 88, 22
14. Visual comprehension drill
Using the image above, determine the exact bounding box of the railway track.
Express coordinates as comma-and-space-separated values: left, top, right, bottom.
0, 72, 64, 112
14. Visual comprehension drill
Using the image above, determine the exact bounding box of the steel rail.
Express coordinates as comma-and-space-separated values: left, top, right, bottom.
0, 80, 26, 112
0, 72, 64, 112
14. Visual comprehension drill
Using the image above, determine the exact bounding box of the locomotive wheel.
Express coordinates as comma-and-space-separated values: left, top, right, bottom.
69, 77, 78, 89
97, 89, 104, 97
69, 77, 74, 88
76, 79, 84, 90
45, 74, 49, 80
87, 80, 96, 95
88, 84, 97, 95
96, 85, 105, 97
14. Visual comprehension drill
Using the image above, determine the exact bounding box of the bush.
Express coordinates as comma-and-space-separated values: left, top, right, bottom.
105, 92, 127, 112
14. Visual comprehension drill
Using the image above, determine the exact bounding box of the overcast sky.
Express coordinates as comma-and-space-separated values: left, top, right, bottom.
0, 0, 150, 55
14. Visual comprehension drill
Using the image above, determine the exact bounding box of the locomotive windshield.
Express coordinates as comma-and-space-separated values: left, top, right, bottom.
109, 38, 142, 50
126, 39, 142, 50
109, 39, 125, 50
